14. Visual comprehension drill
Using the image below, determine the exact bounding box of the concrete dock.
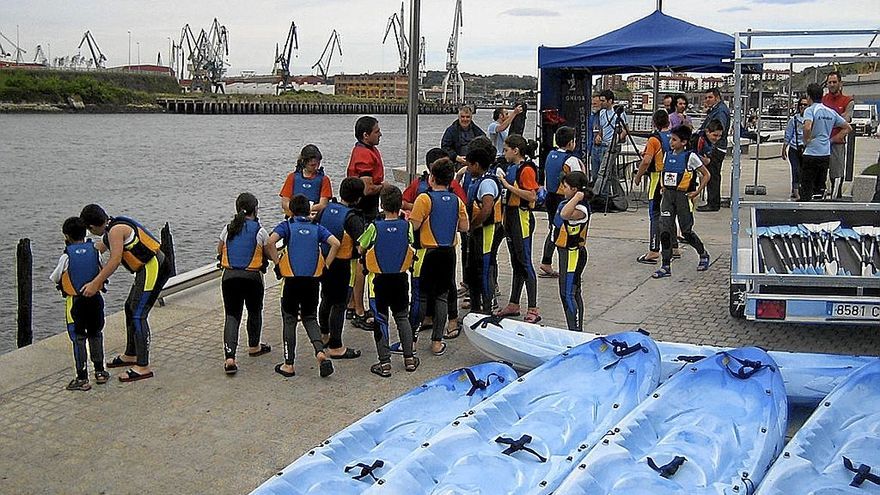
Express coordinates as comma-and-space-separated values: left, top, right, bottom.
2, 138, 879, 494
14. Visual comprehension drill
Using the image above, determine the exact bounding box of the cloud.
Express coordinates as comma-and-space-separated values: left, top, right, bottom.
719, 5, 751, 12
501, 8, 560, 17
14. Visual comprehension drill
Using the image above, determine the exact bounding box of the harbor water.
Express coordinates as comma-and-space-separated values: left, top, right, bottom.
0, 110, 535, 354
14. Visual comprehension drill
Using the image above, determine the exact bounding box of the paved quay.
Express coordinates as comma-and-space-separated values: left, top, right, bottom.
1, 137, 878, 494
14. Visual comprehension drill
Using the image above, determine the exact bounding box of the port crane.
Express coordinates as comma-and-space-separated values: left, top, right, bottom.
0, 30, 26, 63
312, 29, 342, 81
32, 45, 48, 66
383, 2, 426, 82
178, 19, 229, 93
274, 21, 299, 92
77, 31, 107, 69
442, 0, 465, 104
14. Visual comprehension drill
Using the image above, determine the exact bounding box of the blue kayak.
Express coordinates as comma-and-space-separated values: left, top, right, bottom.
250, 362, 517, 495
555, 347, 788, 495
464, 313, 875, 407
363, 332, 661, 494
757, 359, 880, 495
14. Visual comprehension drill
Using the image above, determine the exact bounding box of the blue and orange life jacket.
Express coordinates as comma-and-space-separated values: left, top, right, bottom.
221, 219, 266, 271
364, 218, 414, 274
59, 240, 101, 297
292, 169, 325, 204
553, 199, 591, 249
277, 218, 326, 278
415, 190, 460, 248
659, 150, 697, 192
503, 161, 538, 210
543, 149, 575, 194
103, 216, 161, 273
317, 201, 356, 260
467, 172, 502, 226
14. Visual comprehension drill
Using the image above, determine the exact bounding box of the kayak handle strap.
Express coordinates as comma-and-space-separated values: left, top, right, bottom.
844, 456, 880, 487
344, 459, 385, 481
676, 355, 707, 363
600, 337, 648, 370
456, 367, 506, 397
647, 456, 686, 478
495, 434, 547, 462
721, 352, 775, 379
470, 314, 505, 330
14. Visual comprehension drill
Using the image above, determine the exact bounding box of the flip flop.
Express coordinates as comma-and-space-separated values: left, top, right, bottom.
225, 363, 238, 375
493, 305, 521, 318
404, 356, 420, 372
106, 355, 137, 369
319, 358, 334, 378
697, 255, 711, 272
248, 343, 271, 357
118, 369, 154, 383
274, 363, 295, 377
636, 254, 658, 265
329, 348, 361, 359
432, 341, 448, 356
444, 326, 462, 340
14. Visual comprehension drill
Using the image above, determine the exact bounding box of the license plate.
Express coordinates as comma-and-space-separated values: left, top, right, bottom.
827, 303, 880, 320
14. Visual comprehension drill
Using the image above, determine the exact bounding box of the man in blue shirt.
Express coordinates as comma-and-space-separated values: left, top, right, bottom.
801, 83, 852, 201
592, 89, 627, 195
696, 88, 730, 212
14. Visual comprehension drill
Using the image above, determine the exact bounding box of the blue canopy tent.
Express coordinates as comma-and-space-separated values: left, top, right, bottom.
536, 10, 758, 162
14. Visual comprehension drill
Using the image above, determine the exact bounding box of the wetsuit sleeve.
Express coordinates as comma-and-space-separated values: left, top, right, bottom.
279, 173, 295, 197
687, 153, 704, 171
565, 156, 584, 173
219, 225, 229, 243
49, 254, 68, 284
320, 176, 332, 199
457, 198, 467, 223
402, 178, 420, 203
345, 213, 366, 241
643, 137, 661, 158
568, 204, 591, 225
519, 166, 540, 191
358, 223, 377, 250
408, 223, 415, 244
410, 194, 431, 224
478, 178, 499, 199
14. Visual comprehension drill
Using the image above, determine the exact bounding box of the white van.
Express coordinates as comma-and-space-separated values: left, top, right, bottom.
852, 104, 878, 136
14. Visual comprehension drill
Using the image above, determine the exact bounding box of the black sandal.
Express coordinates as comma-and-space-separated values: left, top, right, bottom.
318, 355, 334, 378
248, 343, 271, 357
329, 347, 361, 359
444, 325, 462, 340
404, 356, 420, 372
370, 362, 392, 378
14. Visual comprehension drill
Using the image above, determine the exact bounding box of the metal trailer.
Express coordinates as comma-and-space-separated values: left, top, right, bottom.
729, 29, 880, 325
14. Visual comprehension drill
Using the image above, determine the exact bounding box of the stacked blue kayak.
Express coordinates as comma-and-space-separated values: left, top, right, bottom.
555, 347, 788, 495
757, 359, 880, 495
363, 332, 661, 494
250, 362, 517, 495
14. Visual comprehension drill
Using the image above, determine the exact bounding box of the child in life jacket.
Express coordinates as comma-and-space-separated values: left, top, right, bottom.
464, 147, 503, 314
652, 126, 711, 279
279, 144, 333, 217
50, 217, 108, 391
268, 195, 340, 378
217, 193, 277, 375
553, 171, 593, 331
358, 185, 419, 377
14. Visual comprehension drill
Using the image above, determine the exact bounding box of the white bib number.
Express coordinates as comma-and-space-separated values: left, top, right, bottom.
663, 172, 678, 187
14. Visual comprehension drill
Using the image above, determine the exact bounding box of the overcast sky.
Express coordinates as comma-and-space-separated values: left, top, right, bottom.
3, 0, 879, 76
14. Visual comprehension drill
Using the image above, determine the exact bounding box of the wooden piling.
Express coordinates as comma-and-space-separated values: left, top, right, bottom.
16, 238, 32, 348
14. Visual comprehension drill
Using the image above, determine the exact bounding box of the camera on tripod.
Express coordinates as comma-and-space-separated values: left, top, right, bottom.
612, 104, 626, 115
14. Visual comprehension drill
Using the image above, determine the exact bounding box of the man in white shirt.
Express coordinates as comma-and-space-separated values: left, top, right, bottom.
801, 83, 852, 201
487, 104, 523, 158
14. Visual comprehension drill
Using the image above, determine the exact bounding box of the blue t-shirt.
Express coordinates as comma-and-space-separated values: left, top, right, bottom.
486, 121, 508, 157
803, 103, 846, 157
598, 108, 627, 144
272, 217, 332, 244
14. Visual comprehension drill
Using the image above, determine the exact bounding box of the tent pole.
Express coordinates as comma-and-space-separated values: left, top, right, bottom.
405, 0, 421, 183
655, 0, 662, 108
730, 32, 744, 283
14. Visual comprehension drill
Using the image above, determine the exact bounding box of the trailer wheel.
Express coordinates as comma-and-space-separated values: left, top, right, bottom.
729, 282, 746, 319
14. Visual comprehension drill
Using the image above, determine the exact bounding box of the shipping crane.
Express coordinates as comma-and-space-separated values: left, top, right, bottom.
33, 45, 48, 66
178, 19, 229, 93
383, 3, 409, 74
0, 30, 26, 63
312, 29, 342, 81
442, 0, 465, 104
77, 31, 107, 69
274, 21, 299, 92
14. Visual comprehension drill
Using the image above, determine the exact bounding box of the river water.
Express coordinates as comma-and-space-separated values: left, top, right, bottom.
0, 110, 534, 354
